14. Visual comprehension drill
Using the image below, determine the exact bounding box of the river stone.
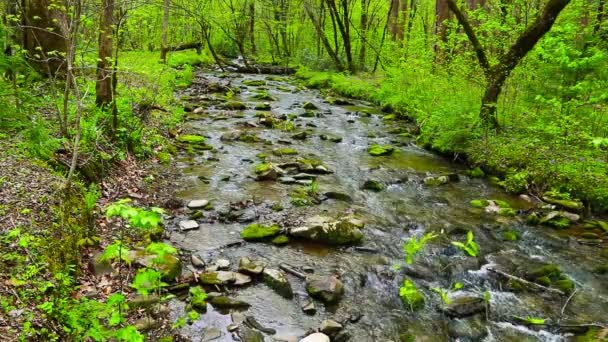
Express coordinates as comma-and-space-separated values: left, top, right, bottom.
238, 326, 264, 342
209, 296, 251, 309
300, 295, 316, 314
299, 333, 330, 342
290, 215, 364, 245
238, 257, 266, 275
201, 327, 222, 341
179, 220, 200, 231
447, 316, 488, 340
423, 175, 450, 186
319, 319, 343, 335
279, 177, 297, 184
215, 258, 231, 269
324, 191, 353, 202
191, 254, 206, 268
234, 272, 253, 286
187, 199, 209, 209
442, 294, 486, 318
292, 131, 308, 140
362, 179, 384, 192
263, 268, 293, 298
305, 275, 344, 304
199, 271, 236, 285
293, 173, 317, 180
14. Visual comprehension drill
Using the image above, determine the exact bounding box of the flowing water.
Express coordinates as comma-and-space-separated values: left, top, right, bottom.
164, 71, 608, 341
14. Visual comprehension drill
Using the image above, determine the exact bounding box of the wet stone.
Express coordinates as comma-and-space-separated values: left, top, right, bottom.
442, 294, 486, 318
179, 220, 200, 231
238, 257, 266, 275
263, 268, 293, 298
305, 275, 344, 304
187, 199, 209, 209
319, 319, 343, 336
300, 333, 330, 342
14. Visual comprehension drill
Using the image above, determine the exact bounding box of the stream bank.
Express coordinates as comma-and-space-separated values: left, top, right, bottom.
157, 70, 608, 341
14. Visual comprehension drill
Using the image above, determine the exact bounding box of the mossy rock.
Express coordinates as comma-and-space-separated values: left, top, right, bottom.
209, 296, 251, 309
177, 134, 206, 144
542, 195, 583, 211
596, 220, 608, 233
241, 223, 281, 241
527, 212, 541, 225
502, 230, 520, 241
466, 167, 485, 178
362, 179, 384, 192
303, 102, 318, 110
189, 286, 208, 312
157, 152, 171, 165
273, 148, 298, 156
493, 199, 511, 208
546, 216, 571, 229
271, 203, 283, 211
225, 101, 248, 110
238, 134, 262, 143
528, 264, 560, 278
243, 79, 266, 86
498, 208, 516, 217
382, 114, 397, 121
254, 103, 271, 111
272, 235, 289, 245
252, 92, 275, 101
368, 144, 394, 156
254, 163, 272, 174
553, 278, 574, 294
536, 275, 552, 286
398, 132, 413, 139
300, 111, 316, 118
470, 199, 489, 208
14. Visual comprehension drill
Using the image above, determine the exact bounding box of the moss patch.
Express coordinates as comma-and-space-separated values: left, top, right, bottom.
368, 144, 395, 156
241, 223, 281, 241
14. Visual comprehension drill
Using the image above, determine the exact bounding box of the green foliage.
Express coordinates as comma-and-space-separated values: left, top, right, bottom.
399, 279, 425, 310
131, 268, 167, 297
105, 199, 164, 231
432, 287, 451, 305
403, 232, 438, 264
451, 231, 480, 257
100, 240, 132, 264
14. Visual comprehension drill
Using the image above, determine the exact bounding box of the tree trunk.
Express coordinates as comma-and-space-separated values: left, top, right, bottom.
594, 0, 605, 35
389, 0, 399, 39
95, 0, 114, 108
397, 0, 407, 41
304, 2, 344, 71
23, 0, 67, 75
160, 0, 169, 64
249, 2, 256, 54
434, 0, 451, 60
447, 0, 571, 128
359, 0, 368, 69
325, 0, 354, 72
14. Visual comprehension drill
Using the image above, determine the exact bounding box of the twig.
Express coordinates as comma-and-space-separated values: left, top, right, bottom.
559, 288, 578, 322
487, 267, 565, 295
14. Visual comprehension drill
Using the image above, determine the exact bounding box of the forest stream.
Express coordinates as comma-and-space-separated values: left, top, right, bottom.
162, 70, 608, 342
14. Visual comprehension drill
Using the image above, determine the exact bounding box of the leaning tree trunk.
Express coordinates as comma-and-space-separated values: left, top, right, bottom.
447, 0, 571, 128
95, 0, 114, 108
359, 0, 368, 69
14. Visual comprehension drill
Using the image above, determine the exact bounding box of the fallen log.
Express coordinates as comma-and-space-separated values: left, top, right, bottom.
487, 267, 565, 295
167, 41, 202, 53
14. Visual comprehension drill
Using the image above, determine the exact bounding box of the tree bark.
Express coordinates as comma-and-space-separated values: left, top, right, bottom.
447, 0, 571, 128
325, 0, 355, 72
434, 0, 451, 60
160, 0, 170, 64
304, 1, 344, 71
249, 2, 256, 54
95, 0, 114, 108
359, 0, 368, 69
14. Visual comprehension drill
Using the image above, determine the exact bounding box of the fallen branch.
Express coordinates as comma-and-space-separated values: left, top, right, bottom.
279, 263, 306, 279
487, 267, 565, 295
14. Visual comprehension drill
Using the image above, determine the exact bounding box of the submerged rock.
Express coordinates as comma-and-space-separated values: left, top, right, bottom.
368, 144, 394, 156
263, 268, 293, 298
238, 326, 264, 342
254, 162, 285, 181
199, 271, 236, 285
303, 102, 319, 110
209, 296, 251, 309
442, 295, 486, 318
305, 275, 344, 304
290, 215, 364, 245
362, 179, 384, 192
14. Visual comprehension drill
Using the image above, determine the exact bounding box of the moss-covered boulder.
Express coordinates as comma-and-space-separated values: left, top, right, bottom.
254, 103, 271, 111
466, 167, 485, 178
224, 101, 248, 110
525, 264, 574, 294
368, 144, 394, 156
263, 268, 293, 298
240, 223, 281, 241
303, 102, 318, 110
362, 179, 384, 192
289, 215, 364, 245
198, 271, 237, 285
209, 296, 251, 309
177, 134, 206, 144
470, 199, 490, 208
131, 250, 182, 281
273, 147, 298, 156
542, 194, 583, 211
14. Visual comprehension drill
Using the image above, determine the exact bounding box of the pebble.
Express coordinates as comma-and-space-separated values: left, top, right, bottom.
179, 220, 199, 231
187, 199, 209, 209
